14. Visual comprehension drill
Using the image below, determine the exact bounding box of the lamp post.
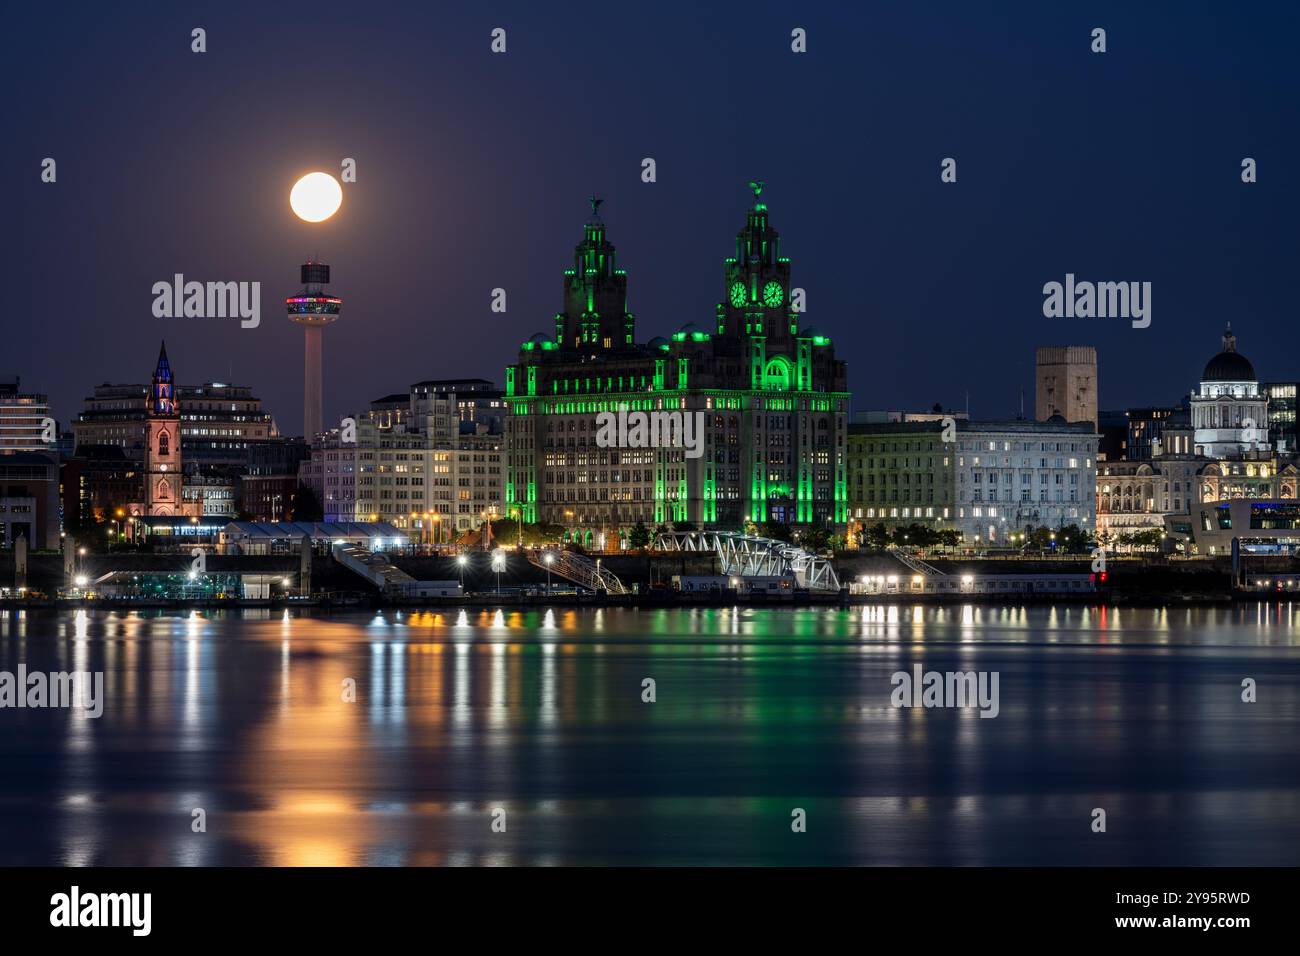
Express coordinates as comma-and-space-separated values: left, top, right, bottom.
457, 553, 467, 590
491, 548, 506, 594
544, 551, 554, 595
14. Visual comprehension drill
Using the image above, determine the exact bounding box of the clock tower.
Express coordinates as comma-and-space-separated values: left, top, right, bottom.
144, 341, 183, 516
555, 197, 636, 353
719, 180, 794, 344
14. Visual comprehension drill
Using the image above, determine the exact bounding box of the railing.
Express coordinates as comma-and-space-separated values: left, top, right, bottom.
332, 543, 418, 593
888, 547, 946, 577
653, 531, 840, 591
526, 549, 629, 594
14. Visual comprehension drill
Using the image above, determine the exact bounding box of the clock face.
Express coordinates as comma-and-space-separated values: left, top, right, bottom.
729, 281, 747, 308
762, 281, 783, 308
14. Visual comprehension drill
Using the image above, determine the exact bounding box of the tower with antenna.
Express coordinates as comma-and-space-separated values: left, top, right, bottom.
286, 259, 342, 440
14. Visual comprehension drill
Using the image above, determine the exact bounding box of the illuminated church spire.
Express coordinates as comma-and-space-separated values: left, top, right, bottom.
144, 340, 182, 515
149, 340, 176, 416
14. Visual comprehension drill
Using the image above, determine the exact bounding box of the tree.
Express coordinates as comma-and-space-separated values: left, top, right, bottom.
864, 522, 890, 551
757, 521, 793, 543
628, 521, 652, 549
489, 518, 566, 547
290, 485, 324, 522
1055, 523, 1095, 554
1025, 525, 1054, 551
1119, 528, 1163, 552
802, 527, 833, 552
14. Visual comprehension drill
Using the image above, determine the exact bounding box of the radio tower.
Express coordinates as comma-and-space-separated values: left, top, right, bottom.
286, 260, 341, 440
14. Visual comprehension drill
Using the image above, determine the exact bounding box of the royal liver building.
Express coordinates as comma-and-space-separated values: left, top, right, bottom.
503, 185, 849, 548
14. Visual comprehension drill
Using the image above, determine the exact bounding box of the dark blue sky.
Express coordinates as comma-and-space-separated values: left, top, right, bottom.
6, 1, 1298, 435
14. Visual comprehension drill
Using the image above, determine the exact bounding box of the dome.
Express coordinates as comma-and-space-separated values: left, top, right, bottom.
527, 332, 550, 344
1203, 351, 1255, 382
1201, 323, 1256, 382
676, 322, 699, 335
647, 336, 668, 349
799, 327, 821, 338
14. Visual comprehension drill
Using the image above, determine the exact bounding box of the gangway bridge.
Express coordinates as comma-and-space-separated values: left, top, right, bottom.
653, 530, 841, 591
524, 549, 630, 594
332, 543, 460, 596
888, 547, 946, 577
527, 530, 842, 593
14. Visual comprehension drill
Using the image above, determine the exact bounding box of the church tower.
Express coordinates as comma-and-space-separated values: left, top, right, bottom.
144, 341, 183, 515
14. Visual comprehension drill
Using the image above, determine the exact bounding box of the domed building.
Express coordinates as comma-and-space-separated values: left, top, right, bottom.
1190, 324, 1270, 458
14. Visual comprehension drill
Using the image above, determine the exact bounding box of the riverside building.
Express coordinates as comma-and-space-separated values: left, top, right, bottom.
848, 418, 1100, 545
503, 186, 850, 549
299, 381, 505, 538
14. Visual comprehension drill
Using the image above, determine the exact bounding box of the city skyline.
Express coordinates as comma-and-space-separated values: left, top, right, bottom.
16, 299, 1288, 445
4, 2, 1300, 906
8, 3, 1299, 434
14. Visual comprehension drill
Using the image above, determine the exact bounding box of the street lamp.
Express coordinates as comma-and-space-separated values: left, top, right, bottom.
457, 553, 467, 589
491, 548, 506, 594
543, 551, 554, 594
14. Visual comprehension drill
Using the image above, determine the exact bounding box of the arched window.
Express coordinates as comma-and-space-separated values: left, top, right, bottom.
158, 430, 171, 457
763, 356, 792, 391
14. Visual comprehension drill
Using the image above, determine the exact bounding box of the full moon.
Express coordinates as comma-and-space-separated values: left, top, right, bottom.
289, 172, 343, 222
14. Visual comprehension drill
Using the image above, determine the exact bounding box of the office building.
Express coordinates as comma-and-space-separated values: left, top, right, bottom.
0, 377, 53, 453
848, 417, 1099, 543
300, 383, 505, 535
1264, 382, 1298, 455
0, 452, 60, 549
503, 187, 849, 547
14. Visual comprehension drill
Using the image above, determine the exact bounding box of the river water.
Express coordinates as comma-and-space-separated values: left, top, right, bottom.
0, 604, 1297, 865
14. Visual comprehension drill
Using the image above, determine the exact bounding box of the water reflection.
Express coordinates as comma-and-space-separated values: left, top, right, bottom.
0, 604, 1297, 865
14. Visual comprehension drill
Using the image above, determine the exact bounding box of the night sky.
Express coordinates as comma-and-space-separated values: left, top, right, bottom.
6, 1, 1298, 436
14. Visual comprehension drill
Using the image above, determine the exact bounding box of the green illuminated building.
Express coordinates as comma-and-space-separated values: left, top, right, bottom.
504, 186, 849, 546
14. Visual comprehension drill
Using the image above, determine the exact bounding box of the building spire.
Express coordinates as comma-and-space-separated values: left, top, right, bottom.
1222, 322, 1236, 352
150, 340, 175, 417
154, 340, 171, 380
587, 196, 603, 221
